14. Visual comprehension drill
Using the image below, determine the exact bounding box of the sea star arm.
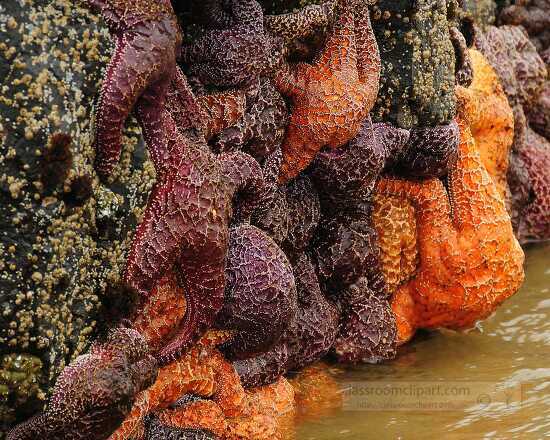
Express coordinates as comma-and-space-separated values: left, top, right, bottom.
87, 0, 180, 179
219, 151, 267, 222
316, 0, 358, 74
7, 329, 157, 440
332, 277, 397, 363
217, 225, 296, 360
395, 121, 460, 178
264, 1, 336, 44
354, 0, 380, 92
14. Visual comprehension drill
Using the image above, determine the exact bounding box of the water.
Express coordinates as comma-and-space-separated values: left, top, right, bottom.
295, 243, 550, 439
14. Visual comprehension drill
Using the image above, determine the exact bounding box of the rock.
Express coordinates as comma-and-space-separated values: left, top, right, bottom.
0, 0, 155, 431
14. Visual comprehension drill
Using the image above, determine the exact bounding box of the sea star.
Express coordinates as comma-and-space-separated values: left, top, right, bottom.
151, 377, 295, 440
83, 0, 181, 179
514, 127, 550, 242
449, 26, 474, 87
124, 68, 266, 365
7, 328, 158, 440
371, 192, 418, 295
392, 121, 460, 179
180, 0, 283, 88
274, 0, 381, 182
252, 174, 321, 254
109, 333, 295, 440
309, 116, 410, 215
455, 48, 515, 201
476, 25, 550, 241
216, 224, 297, 360
376, 116, 525, 344
144, 415, 217, 440
499, 0, 550, 52
232, 252, 340, 388
528, 80, 550, 140
213, 77, 288, 163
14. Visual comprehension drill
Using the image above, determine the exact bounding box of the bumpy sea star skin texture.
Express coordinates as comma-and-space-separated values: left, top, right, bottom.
371, 193, 418, 295
281, 176, 321, 256
376, 116, 525, 344
515, 127, 550, 241
476, 25, 550, 241
252, 174, 321, 254
122, 69, 266, 365
216, 224, 297, 360
213, 78, 288, 162
110, 333, 295, 440
476, 25, 546, 144
84, 0, 181, 179
264, 1, 336, 45
275, 0, 381, 181
449, 26, 474, 87
7, 328, 158, 440
332, 276, 397, 363
309, 116, 410, 214
144, 415, 217, 440
455, 49, 514, 201
392, 121, 460, 178
528, 81, 550, 140
181, 0, 283, 88
233, 253, 339, 388
153, 377, 295, 440
132, 275, 187, 353
499, 0, 550, 52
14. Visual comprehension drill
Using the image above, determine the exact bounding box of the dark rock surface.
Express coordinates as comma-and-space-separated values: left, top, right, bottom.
0, 0, 154, 431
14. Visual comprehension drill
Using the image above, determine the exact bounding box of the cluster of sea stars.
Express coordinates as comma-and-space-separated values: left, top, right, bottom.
8, 0, 537, 438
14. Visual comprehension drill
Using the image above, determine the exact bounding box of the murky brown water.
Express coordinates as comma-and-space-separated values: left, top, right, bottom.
295, 243, 550, 439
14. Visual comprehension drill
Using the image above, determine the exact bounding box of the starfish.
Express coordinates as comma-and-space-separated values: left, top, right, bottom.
150, 377, 295, 440
371, 192, 418, 296
252, 175, 321, 255
144, 415, 216, 440
309, 116, 410, 215
7, 328, 158, 440
109, 333, 295, 440
213, 77, 288, 163
121, 67, 266, 365
449, 26, 474, 87
181, 0, 283, 88
274, 0, 381, 182
455, 48, 514, 202
233, 252, 339, 388
131, 223, 297, 377
376, 116, 525, 344
82, 0, 181, 179
528, 80, 550, 140
514, 126, 550, 242
216, 224, 297, 361
476, 25, 549, 241
391, 121, 460, 179
499, 0, 550, 52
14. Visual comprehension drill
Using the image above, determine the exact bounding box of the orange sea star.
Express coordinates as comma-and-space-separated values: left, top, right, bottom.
376, 116, 525, 344
455, 49, 514, 202
371, 193, 418, 296
274, 0, 380, 182
109, 332, 295, 440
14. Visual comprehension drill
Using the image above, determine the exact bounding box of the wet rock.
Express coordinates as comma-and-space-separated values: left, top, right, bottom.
0, 0, 155, 431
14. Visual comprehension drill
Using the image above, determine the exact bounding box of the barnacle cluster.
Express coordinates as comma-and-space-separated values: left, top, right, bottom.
3, 0, 546, 438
